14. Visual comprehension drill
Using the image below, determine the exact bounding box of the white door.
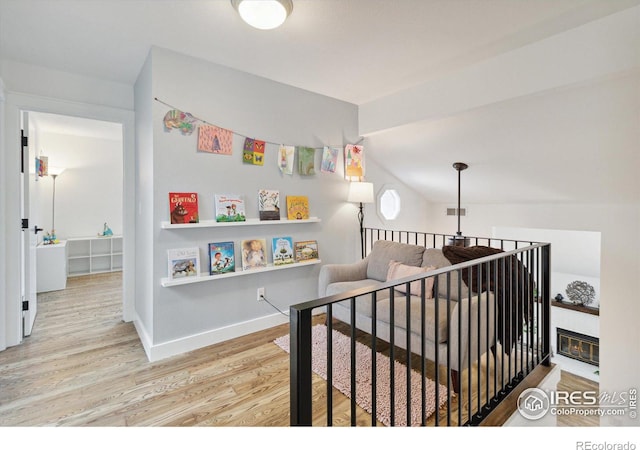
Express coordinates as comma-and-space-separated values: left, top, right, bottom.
20, 111, 41, 337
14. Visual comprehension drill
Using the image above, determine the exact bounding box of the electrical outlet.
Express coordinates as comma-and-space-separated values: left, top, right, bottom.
257, 287, 265, 302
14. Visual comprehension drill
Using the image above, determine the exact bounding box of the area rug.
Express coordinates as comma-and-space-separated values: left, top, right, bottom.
274, 324, 451, 426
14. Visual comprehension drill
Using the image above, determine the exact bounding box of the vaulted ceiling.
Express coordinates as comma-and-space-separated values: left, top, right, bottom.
1, 0, 638, 204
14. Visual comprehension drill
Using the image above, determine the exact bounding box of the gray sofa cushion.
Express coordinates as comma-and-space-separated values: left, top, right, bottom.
333, 294, 456, 344
422, 248, 469, 301
366, 240, 425, 282
376, 296, 456, 344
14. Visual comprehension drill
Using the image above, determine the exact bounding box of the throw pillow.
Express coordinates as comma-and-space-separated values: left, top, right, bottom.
366, 240, 426, 282
386, 260, 435, 298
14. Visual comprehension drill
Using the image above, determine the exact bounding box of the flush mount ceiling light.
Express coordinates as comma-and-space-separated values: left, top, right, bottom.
231, 0, 293, 30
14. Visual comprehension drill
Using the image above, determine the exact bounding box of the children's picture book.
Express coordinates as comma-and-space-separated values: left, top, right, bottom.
294, 240, 319, 262
286, 195, 309, 220
241, 239, 268, 271
208, 241, 235, 275
169, 192, 199, 224
215, 194, 246, 222
297, 146, 316, 175
258, 189, 280, 221
271, 236, 294, 266
321, 146, 339, 173
167, 247, 200, 279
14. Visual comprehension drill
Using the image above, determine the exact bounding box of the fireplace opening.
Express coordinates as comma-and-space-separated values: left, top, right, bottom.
557, 328, 599, 366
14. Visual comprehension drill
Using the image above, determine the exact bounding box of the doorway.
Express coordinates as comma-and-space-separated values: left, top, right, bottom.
1, 91, 135, 350
27, 111, 125, 306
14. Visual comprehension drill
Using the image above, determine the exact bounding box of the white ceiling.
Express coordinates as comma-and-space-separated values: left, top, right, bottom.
1, 0, 634, 105
29, 111, 123, 141
1, 0, 638, 205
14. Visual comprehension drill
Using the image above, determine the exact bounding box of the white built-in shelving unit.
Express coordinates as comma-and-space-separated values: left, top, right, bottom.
160, 217, 321, 287
66, 235, 123, 277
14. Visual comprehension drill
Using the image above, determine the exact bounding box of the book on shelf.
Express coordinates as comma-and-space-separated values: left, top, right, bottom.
271, 236, 294, 266
169, 192, 199, 224
208, 241, 235, 275
241, 238, 267, 271
294, 240, 319, 262
286, 195, 309, 220
167, 247, 200, 279
258, 189, 281, 221
214, 194, 246, 222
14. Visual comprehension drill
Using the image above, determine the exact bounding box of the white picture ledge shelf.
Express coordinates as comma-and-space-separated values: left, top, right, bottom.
161, 259, 321, 287
161, 217, 321, 229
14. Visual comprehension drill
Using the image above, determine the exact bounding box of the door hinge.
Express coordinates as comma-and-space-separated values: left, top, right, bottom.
21, 130, 26, 173
22, 218, 29, 229
22, 300, 29, 311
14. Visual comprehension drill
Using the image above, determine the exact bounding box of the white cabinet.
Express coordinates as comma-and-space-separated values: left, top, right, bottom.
37, 241, 68, 292
67, 236, 123, 276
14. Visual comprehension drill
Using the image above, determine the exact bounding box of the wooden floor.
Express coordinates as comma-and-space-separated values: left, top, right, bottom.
0, 272, 598, 427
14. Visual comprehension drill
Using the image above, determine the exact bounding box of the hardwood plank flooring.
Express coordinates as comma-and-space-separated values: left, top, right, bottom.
0, 272, 597, 427
556, 370, 600, 426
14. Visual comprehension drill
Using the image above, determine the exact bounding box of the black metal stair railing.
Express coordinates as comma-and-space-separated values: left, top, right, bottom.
290, 230, 551, 426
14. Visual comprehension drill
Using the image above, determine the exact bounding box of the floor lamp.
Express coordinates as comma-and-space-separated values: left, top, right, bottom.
49, 167, 65, 235
348, 182, 374, 259
448, 162, 470, 247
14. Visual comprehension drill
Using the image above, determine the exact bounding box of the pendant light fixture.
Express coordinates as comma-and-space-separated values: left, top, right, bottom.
231, 0, 293, 30
448, 162, 470, 247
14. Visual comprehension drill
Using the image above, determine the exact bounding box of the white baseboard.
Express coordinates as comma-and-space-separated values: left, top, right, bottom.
134, 313, 290, 363
132, 315, 153, 361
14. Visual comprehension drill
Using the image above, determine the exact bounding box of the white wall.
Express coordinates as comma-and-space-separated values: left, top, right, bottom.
359, 155, 430, 238
492, 226, 601, 305
133, 52, 155, 347
34, 132, 123, 240
135, 47, 367, 359
1, 60, 132, 111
